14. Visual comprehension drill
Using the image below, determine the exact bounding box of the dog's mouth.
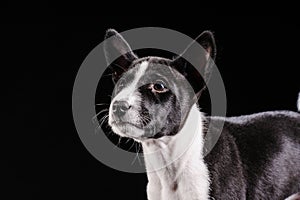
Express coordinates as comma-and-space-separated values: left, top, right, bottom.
111, 121, 143, 129
111, 120, 149, 140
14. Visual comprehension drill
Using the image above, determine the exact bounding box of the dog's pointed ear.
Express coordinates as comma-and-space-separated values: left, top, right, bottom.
104, 29, 138, 83
171, 31, 216, 99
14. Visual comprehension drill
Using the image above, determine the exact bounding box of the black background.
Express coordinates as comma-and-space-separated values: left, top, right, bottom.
5, 15, 300, 199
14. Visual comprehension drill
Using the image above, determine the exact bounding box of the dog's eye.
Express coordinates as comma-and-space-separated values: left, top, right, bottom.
152, 81, 168, 93
154, 83, 165, 91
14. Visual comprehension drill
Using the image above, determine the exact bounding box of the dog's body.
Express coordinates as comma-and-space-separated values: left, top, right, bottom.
143, 108, 300, 200
103, 29, 300, 199
206, 111, 300, 199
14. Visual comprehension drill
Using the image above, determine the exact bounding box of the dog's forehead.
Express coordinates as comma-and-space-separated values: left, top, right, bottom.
130, 57, 174, 81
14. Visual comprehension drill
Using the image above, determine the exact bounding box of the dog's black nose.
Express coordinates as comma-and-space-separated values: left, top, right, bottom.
112, 100, 131, 116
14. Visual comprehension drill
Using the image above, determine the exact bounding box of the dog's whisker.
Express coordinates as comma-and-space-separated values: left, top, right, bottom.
94, 124, 103, 134
101, 73, 114, 77
139, 115, 151, 127
95, 103, 110, 106
92, 109, 109, 122
94, 115, 108, 127
110, 63, 127, 72
105, 130, 114, 137
114, 136, 122, 149
137, 143, 142, 165
131, 143, 142, 166
99, 115, 109, 127
95, 116, 110, 135
94, 115, 109, 132
127, 140, 136, 152
125, 138, 132, 144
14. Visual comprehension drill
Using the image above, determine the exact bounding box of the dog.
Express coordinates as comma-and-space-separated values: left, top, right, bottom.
103, 29, 300, 200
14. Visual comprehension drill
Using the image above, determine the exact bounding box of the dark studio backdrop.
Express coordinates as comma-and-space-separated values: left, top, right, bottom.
5, 15, 300, 199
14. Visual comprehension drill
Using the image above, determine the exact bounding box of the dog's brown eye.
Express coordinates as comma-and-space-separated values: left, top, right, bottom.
154, 83, 164, 91
152, 81, 168, 93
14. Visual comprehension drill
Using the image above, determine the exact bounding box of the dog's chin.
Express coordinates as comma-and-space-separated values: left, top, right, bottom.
110, 121, 146, 141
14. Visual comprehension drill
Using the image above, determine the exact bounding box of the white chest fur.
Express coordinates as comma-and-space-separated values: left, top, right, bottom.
142, 104, 210, 200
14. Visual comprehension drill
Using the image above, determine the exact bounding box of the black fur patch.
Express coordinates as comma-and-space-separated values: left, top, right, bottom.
135, 60, 183, 138
205, 111, 300, 199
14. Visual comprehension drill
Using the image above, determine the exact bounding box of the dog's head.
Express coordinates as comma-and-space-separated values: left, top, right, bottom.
104, 29, 216, 141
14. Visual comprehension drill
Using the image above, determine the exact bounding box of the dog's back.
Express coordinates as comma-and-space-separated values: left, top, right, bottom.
205, 111, 300, 199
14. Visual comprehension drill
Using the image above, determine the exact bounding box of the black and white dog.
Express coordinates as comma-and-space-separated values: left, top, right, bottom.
103, 29, 300, 200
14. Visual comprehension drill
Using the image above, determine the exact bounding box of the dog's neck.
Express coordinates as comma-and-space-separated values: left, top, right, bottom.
142, 104, 210, 200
